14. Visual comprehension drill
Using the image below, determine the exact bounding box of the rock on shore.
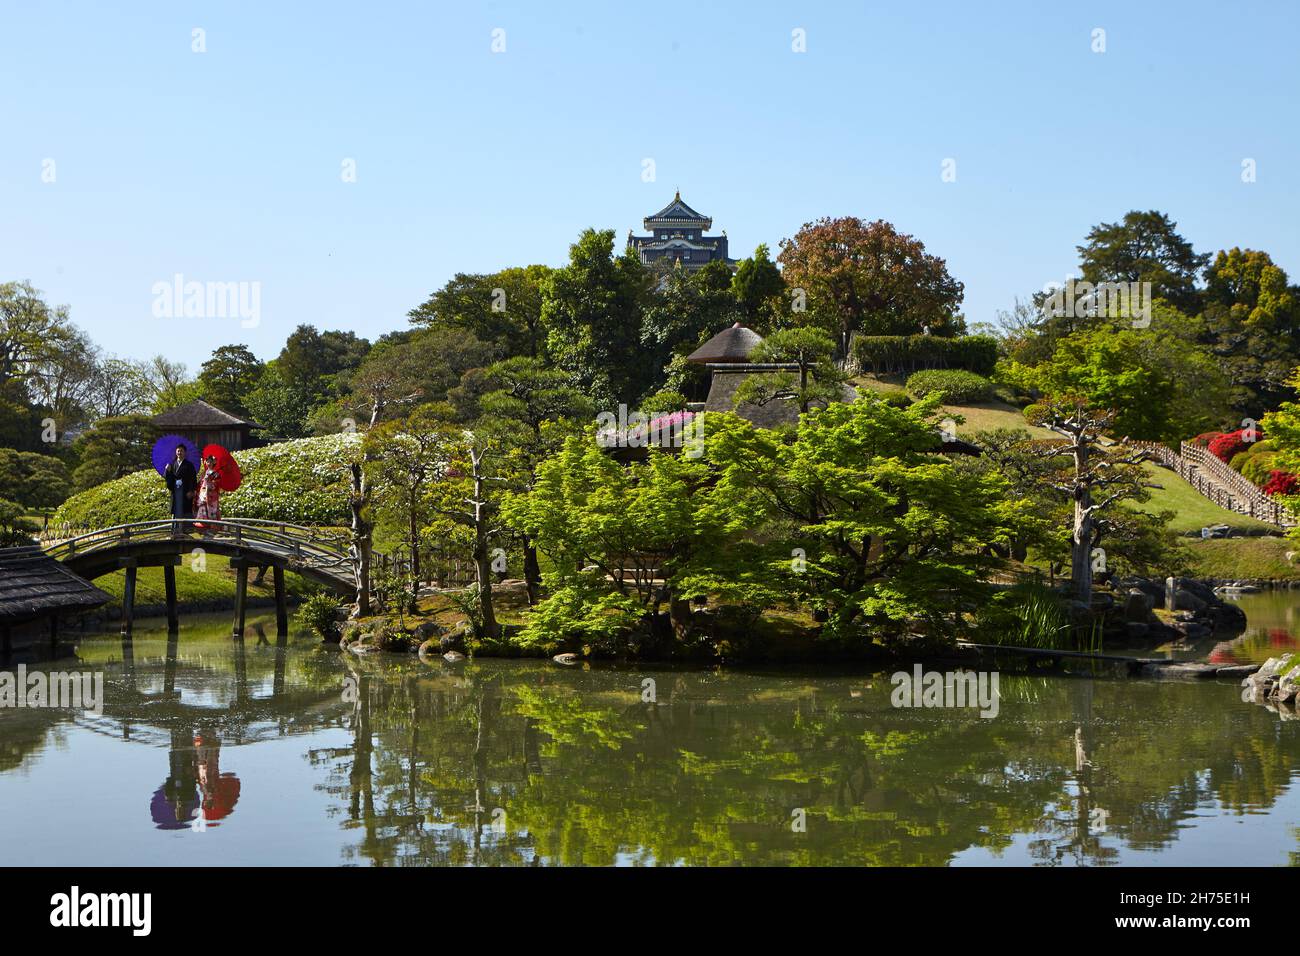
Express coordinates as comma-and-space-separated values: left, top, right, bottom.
1242, 653, 1300, 705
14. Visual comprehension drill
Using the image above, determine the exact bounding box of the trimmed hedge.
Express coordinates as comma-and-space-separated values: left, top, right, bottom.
851, 334, 999, 376
53, 433, 361, 529
905, 369, 994, 404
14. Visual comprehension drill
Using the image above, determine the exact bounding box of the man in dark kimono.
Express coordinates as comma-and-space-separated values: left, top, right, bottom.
163, 444, 197, 529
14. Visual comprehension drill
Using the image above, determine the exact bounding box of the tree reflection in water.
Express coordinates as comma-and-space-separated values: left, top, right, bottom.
7, 625, 1300, 866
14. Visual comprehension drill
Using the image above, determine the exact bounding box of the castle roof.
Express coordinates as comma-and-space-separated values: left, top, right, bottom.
644, 191, 712, 229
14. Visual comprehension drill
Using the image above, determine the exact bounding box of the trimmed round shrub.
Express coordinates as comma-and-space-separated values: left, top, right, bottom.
877, 391, 913, 408
53, 433, 361, 529
905, 369, 994, 404
1240, 452, 1280, 486
1022, 403, 1047, 426
297, 591, 344, 640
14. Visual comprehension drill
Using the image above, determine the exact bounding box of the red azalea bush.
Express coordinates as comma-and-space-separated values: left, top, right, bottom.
1191, 431, 1224, 447
1209, 428, 1260, 463
1262, 470, 1298, 497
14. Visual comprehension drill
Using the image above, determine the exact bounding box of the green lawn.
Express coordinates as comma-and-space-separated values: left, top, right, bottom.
851, 373, 1056, 439
937, 401, 1057, 439
1128, 462, 1278, 534
1184, 536, 1300, 580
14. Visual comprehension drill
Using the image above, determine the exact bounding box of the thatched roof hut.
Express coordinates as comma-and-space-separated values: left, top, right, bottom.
0, 547, 109, 623
686, 322, 764, 364
0, 547, 109, 651
702, 365, 860, 430
152, 399, 263, 450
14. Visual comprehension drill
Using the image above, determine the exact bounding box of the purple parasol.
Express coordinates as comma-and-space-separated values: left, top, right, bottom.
150, 784, 199, 830
152, 435, 198, 476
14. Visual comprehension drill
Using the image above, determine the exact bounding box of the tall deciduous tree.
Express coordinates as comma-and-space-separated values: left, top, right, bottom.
276, 325, 371, 404
137, 355, 192, 412
999, 320, 1230, 442
777, 217, 965, 357
409, 265, 553, 359
0, 281, 76, 393
731, 243, 787, 333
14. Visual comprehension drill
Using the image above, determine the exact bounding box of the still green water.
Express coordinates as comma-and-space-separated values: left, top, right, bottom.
2, 611, 1300, 866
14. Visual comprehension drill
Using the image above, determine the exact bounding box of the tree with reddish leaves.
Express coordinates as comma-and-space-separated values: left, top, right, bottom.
777, 217, 965, 359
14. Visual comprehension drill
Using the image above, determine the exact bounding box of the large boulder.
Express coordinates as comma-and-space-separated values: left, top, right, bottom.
1171, 589, 1207, 613
1123, 588, 1154, 622
1123, 622, 1150, 641
1171, 620, 1211, 640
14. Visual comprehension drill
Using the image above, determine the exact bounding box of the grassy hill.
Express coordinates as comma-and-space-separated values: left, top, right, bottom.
852, 372, 1056, 439
1129, 461, 1279, 534
53, 433, 360, 529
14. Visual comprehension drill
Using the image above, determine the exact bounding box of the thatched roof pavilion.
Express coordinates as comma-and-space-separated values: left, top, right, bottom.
686, 322, 764, 364
0, 546, 109, 652
152, 399, 263, 450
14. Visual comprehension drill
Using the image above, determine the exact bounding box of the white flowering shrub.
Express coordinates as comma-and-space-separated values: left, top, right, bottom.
54, 433, 361, 529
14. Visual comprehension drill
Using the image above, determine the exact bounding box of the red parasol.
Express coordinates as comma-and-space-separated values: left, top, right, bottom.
201, 444, 242, 492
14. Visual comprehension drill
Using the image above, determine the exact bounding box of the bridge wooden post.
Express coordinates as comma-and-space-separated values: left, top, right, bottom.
232, 562, 249, 639
274, 565, 288, 637
164, 563, 179, 633
121, 564, 137, 637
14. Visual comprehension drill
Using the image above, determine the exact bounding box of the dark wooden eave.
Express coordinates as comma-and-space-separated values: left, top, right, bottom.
0, 547, 110, 624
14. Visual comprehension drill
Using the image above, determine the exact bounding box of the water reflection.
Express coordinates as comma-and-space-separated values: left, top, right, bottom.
2, 614, 1300, 866
1210, 591, 1300, 664
151, 731, 240, 830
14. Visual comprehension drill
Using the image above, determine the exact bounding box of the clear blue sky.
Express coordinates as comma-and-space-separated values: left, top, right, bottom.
3, 0, 1297, 370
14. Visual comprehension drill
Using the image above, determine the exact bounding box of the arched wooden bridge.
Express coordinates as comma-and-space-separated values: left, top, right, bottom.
41, 519, 359, 638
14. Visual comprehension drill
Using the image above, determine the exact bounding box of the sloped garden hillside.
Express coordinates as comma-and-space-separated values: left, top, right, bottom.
53, 433, 360, 529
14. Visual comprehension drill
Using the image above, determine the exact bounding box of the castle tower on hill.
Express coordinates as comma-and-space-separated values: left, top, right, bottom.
627, 191, 735, 272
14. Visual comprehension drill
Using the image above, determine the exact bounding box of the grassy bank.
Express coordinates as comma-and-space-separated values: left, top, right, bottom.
1130, 462, 1278, 534
91, 554, 321, 612
1184, 536, 1300, 581
850, 373, 1057, 439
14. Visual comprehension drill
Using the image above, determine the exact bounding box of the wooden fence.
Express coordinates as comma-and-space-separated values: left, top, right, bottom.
1133, 440, 1295, 528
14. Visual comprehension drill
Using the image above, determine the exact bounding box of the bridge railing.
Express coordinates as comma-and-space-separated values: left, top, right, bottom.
42, 519, 357, 576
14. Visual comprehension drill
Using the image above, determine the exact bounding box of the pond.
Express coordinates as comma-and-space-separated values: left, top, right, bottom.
1, 611, 1298, 866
